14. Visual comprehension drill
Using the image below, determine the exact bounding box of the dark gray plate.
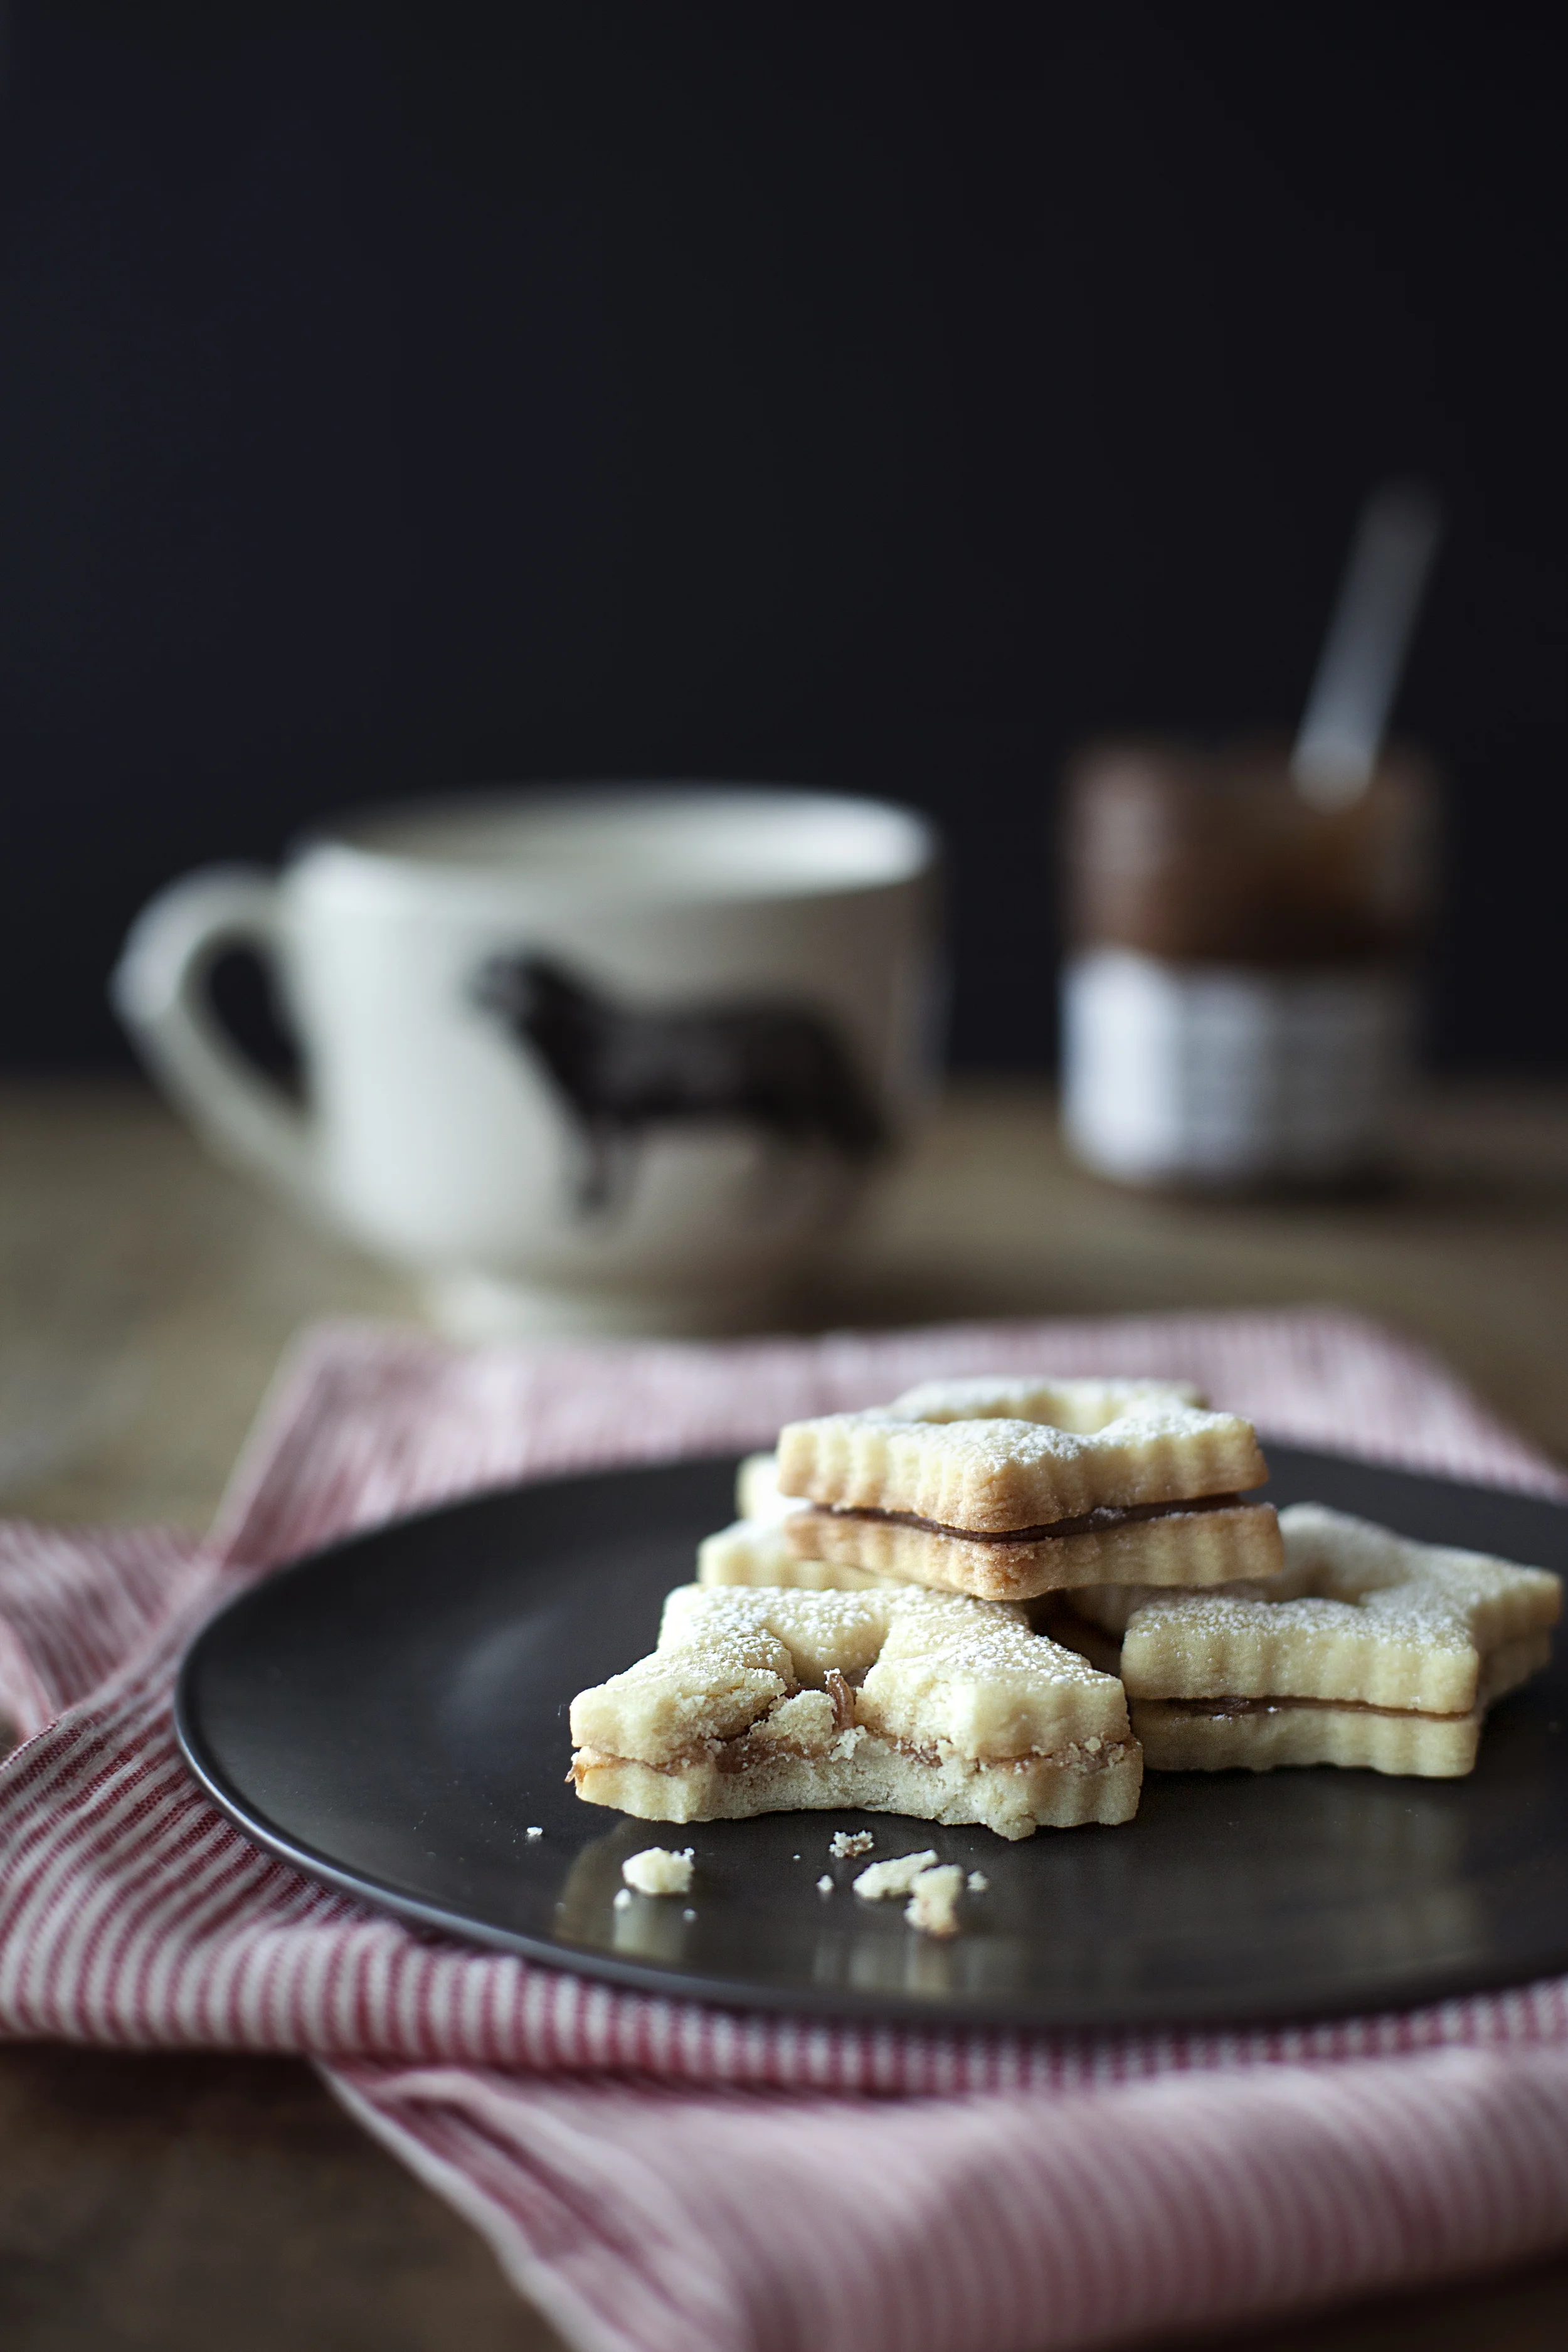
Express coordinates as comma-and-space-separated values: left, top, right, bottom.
174, 1445, 1568, 2033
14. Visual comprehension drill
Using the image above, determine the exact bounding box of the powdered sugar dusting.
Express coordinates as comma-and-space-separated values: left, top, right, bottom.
889, 1375, 1204, 1429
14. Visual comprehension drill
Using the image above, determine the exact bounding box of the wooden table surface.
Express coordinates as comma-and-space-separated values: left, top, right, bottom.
5, 1074, 1568, 2350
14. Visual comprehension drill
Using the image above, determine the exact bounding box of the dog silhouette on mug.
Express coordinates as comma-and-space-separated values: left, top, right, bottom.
471, 952, 889, 1216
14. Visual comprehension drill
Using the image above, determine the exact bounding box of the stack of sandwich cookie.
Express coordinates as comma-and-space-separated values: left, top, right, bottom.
569, 1375, 1561, 1858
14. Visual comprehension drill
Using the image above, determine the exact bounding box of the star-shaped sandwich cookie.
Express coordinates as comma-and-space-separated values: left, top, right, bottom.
1106, 1503, 1560, 1776
569, 1581, 1142, 1839
771, 1376, 1281, 1602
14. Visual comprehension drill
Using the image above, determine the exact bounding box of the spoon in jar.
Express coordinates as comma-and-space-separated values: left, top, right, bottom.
1291, 478, 1445, 810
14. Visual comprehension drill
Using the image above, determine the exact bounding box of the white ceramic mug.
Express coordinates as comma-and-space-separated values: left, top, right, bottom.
112, 785, 941, 1333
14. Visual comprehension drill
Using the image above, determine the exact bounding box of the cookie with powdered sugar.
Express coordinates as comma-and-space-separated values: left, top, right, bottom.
1115, 1503, 1560, 1777
773, 1375, 1279, 1602
697, 1451, 899, 1594
568, 1581, 1141, 1840
697, 1517, 895, 1592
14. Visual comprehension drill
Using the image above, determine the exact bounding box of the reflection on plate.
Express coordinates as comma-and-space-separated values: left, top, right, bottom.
176, 1444, 1568, 2033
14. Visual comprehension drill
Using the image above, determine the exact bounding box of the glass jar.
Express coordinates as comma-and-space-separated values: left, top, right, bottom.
1059, 737, 1439, 1188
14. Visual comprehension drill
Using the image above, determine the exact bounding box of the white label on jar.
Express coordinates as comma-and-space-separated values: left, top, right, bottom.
1060, 948, 1414, 1185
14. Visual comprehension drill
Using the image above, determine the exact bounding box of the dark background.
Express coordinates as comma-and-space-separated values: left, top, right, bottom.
1, 1, 1562, 1074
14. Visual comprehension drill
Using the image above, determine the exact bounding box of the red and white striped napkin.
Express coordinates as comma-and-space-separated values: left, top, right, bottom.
5, 1305, 1568, 2352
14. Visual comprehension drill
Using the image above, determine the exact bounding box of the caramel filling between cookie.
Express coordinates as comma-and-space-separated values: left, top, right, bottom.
571, 1725, 1136, 1783
1141, 1693, 1473, 1724
808, 1491, 1248, 1546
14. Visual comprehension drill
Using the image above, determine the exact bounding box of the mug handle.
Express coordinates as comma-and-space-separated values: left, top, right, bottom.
110, 866, 322, 1211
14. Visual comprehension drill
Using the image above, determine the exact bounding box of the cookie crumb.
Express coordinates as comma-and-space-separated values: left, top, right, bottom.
622, 1846, 695, 1897
967, 1870, 989, 1894
682, 1908, 696, 1922
524, 1826, 544, 1841
816, 1874, 833, 1895
829, 1830, 875, 1860
613, 1888, 632, 1910
853, 1850, 938, 1902
905, 1865, 965, 1939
